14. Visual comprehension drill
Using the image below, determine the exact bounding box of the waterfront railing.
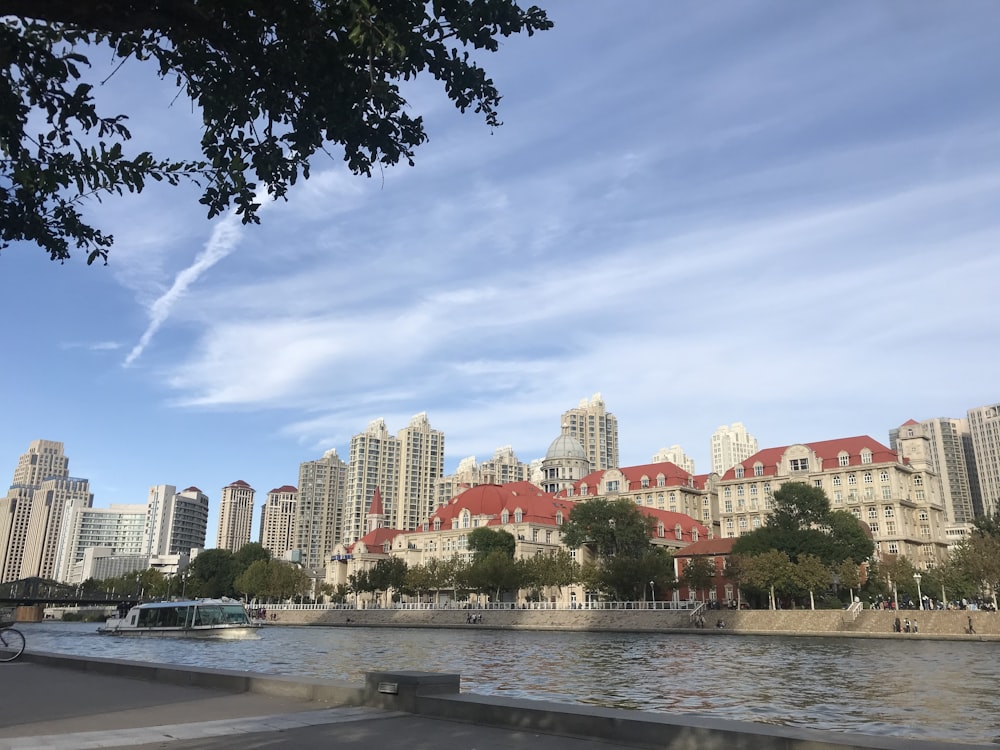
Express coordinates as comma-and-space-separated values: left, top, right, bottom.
261, 599, 705, 612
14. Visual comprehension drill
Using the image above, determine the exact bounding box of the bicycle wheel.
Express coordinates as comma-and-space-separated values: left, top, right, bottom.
0, 627, 25, 662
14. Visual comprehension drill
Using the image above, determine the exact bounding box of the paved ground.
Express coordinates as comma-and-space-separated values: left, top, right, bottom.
0, 662, 638, 749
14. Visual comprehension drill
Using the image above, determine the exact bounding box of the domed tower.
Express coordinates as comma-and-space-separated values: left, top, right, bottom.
540, 425, 590, 494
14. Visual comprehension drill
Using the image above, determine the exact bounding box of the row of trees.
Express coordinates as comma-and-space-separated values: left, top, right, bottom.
85, 543, 314, 603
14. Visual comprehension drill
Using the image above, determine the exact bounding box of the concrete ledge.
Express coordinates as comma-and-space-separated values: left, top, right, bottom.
21, 650, 364, 704
415, 691, 997, 750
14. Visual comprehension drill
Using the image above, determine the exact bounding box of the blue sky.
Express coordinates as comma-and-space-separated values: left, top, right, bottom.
2, 1, 999, 546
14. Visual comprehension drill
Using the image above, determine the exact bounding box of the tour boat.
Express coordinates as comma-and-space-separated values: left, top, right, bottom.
97, 599, 261, 638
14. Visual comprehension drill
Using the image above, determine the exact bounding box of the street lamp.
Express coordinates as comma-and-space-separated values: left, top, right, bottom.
649, 580, 656, 608
913, 572, 923, 610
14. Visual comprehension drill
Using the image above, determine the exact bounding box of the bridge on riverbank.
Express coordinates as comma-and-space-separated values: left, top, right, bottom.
0, 577, 140, 607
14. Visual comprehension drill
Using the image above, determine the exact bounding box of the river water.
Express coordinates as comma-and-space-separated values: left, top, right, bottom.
18, 621, 1000, 745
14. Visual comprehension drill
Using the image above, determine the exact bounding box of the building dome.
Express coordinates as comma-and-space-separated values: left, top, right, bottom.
545, 433, 587, 461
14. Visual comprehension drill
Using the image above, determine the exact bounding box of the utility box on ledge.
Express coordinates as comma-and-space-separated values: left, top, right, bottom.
364, 671, 461, 712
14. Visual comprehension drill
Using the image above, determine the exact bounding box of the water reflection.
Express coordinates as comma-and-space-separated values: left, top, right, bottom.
20, 622, 999, 745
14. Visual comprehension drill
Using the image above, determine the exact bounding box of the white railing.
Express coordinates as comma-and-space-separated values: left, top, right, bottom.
842, 600, 863, 622
262, 599, 704, 612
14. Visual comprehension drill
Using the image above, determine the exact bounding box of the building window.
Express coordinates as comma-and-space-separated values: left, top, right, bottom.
752, 517, 761, 528
754, 463, 763, 477
918, 510, 929, 521
434, 519, 441, 531
813, 479, 822, 488
606, 480, 619, 492
887, 542, 899, 554
555, 511, 563, 525
726, 519, 734, 529
913, 475, 923, 486
692, 529, 699, 542
514, 509, 523, 523
882, 487, 892, 500
838, 453, 850, 467
864, 472, 873, 484
735, 467, 744, 479
869, 522, 879, 535
737, 486, 745, 496
885, 521, 896, 534
657, 476, 665, 487
833, 491, 842, 503
867, 507, 878, 519
675, 524, 683, 540
724, 487, 731, 498
738, 517, 748, 530
790, 458, 809, 472
641, 478, 649, 488
833, 476, 842, 486
724, 499, 733, 513
501, 510, 509, 524
750, 485, 758, 496
861, 450, 873, 464
848, 474, 857, 485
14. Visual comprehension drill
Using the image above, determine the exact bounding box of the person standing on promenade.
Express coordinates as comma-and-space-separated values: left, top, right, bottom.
903, 618, 911, 633
893, 616, 901, 633
912, 619, 918, 633
968, 616, 976, 634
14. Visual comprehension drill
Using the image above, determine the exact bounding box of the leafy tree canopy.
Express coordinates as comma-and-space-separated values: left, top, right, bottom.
0, 1, 552, 263
467, 527, 516, 559
732, 482, 873, 567
560, 497, 655, 559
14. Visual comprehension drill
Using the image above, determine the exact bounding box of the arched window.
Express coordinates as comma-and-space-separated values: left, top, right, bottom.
555, 510, 563, 525
433, 518, 441, 531
735, 466, 744, 479
501, 509, 509, 524
838, 452, 850, 467
657, 475, 665, 487
674, 524, 683, 540
514, 508, 523, 523
692, 528, 699, 542
461, 511, 471, 529
657, 522, 665, 538
753, 463, 764, 477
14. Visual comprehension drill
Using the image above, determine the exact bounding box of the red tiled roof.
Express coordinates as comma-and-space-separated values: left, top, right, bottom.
369, 486, 384, 516
901, 419, 920, 426
673, 537, 735, 558
348, 526, 403, 553
430, 482, 570, 527
269, 485, 297, 494
227, 480, 252, 488
719, 436, 898, 480
181, 486, 202, 494
557, 462, 700, 497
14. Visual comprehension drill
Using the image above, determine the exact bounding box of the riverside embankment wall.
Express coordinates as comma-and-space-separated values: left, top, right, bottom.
268, 606, 999, 639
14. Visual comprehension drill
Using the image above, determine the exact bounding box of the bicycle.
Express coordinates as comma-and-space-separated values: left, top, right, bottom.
0, 608, 25, 662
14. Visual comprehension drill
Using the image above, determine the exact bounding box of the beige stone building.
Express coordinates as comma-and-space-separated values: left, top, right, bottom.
715, 433, 949, 568
557, 462, 718, 537
325, 481, 709, 607
561, 393, 619, 471
216, 480, 255, 551
259, 485, 298, 558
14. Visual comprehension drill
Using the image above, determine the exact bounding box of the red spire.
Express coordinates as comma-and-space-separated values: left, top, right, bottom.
369, 486, 384, 516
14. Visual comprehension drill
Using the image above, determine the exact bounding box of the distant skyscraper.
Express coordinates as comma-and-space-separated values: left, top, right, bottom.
967, 403, 1000, 517
710, 423, 759, 475
435, 446, 531, 505
394, 412, 444, 532
891, 419, 976, 525
652, 445, 695, 475
0, 440, 93, 582
344, 420, 399, 545
561, 394, 619, 471
216, 480, 255, 551
144, 485, 210, 557
260, 485, 298, 558
295, 449, 347, 569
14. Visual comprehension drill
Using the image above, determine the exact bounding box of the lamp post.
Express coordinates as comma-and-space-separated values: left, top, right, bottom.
913, 572, 923, 610
891, 579, 899, 611
649, 580, 656, 608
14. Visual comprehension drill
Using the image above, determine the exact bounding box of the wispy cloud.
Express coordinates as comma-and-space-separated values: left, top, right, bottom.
123, 193, 269, 367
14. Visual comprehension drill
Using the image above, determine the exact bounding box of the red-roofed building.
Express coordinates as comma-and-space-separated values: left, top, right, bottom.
715, 431, 949, 567
672, 537, 737, 606
555, 462, 719, 538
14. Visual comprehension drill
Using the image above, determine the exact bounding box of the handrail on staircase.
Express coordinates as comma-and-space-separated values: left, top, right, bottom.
842, 600, 863, 622
688, 601, 707, 621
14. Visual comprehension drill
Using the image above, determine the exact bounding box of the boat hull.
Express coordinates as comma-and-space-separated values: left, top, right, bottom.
96, 624, 260, 639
